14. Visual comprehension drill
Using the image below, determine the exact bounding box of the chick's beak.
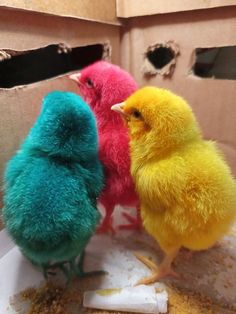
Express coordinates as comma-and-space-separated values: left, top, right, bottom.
69, 73, 81, 84
111, 102, 128, 119
111, 102, 130, 121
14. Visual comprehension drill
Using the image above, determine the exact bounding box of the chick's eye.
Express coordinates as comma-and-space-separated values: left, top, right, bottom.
85, 78, 94, 88
133, 110, 141, 119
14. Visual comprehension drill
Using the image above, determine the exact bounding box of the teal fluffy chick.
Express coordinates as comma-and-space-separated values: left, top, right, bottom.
2, 91, 104, 280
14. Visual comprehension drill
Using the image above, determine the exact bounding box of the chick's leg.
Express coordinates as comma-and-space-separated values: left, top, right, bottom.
135, 247, 180, 285
119, 207, 142, 231
97, 204, 115, 234
76, 251, 107, 278
41, 261, 71, 281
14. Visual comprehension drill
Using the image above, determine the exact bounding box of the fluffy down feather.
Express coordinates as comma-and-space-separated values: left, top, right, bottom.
70, 61, 140, 233
112, 86, 236, 284
3, 91, 104, 279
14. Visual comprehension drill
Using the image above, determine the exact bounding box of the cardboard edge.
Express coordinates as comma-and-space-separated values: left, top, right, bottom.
141, 41, 180, 77
116, 0, 236, 18
0, 5, 122, 26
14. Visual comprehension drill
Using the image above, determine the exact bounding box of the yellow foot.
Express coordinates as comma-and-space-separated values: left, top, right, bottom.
134, 253, 180, 285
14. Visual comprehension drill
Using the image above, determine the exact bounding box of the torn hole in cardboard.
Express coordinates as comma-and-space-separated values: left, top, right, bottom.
191, 46, 236, 80
142, 41, 180, 77
0, 42, 111, 89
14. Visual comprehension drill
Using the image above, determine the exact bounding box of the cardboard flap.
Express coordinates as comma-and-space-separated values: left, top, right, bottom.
0, 0, 120, 25
117, 0, 236, 17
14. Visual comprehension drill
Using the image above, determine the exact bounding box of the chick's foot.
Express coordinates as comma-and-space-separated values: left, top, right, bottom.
134, 251, 180, 285
119, 211, 142, 231
76, 251, 107, 279
96, 214, 115, 235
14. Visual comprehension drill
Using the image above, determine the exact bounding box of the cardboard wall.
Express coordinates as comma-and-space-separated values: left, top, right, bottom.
0, 7, 120, 190
117, 0, 236, 17
121, 6, 236, 176
0, 0, 119, 25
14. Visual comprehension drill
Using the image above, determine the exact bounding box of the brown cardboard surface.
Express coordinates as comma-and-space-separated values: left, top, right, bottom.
0, 7, 120, 188
121, 6, 236, 176
0, 7, 120, 52
0, 77, 77, 182
117, 0, 236, 17
0, 0, 120, 25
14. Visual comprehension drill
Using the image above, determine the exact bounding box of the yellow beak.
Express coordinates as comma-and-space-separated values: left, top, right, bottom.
111, 102, 125, 114
111, 102, 130, 120
69, 73, 81, 84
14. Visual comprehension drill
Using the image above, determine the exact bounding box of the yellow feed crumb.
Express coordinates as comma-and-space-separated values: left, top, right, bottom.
20, 282, 82, 314
167, 285, 235, 314
13, 280, 235, 314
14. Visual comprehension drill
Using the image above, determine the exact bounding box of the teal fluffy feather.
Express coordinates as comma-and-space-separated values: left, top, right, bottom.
3, 91, 103, 276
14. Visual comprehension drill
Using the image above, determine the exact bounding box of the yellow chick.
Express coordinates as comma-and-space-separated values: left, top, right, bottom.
111, 86, 236, 285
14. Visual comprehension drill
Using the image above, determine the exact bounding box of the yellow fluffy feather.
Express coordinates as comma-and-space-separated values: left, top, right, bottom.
112, 86, 236, 284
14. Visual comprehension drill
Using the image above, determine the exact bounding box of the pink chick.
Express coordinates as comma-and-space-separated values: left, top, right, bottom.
69, 61, 141, 234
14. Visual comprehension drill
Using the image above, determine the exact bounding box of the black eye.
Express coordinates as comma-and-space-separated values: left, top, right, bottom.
86, 78, 94, 88
133, 110, 141, 119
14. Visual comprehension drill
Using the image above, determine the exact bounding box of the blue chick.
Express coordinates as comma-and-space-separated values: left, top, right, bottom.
2, 91, 104, 280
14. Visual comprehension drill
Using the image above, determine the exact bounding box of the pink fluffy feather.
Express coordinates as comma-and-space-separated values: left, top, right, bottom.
70, 61, 140, 233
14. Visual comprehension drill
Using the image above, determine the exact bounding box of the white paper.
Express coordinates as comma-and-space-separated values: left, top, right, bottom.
0, 229, 15, 258
83, 285, 168, 313
0, 221, 167, 314
0, 230, 44, 313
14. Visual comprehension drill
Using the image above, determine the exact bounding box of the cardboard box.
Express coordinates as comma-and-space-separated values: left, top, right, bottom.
1, 3, 236, 312
0, 3, 120, 190
120, 3, 236, 176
